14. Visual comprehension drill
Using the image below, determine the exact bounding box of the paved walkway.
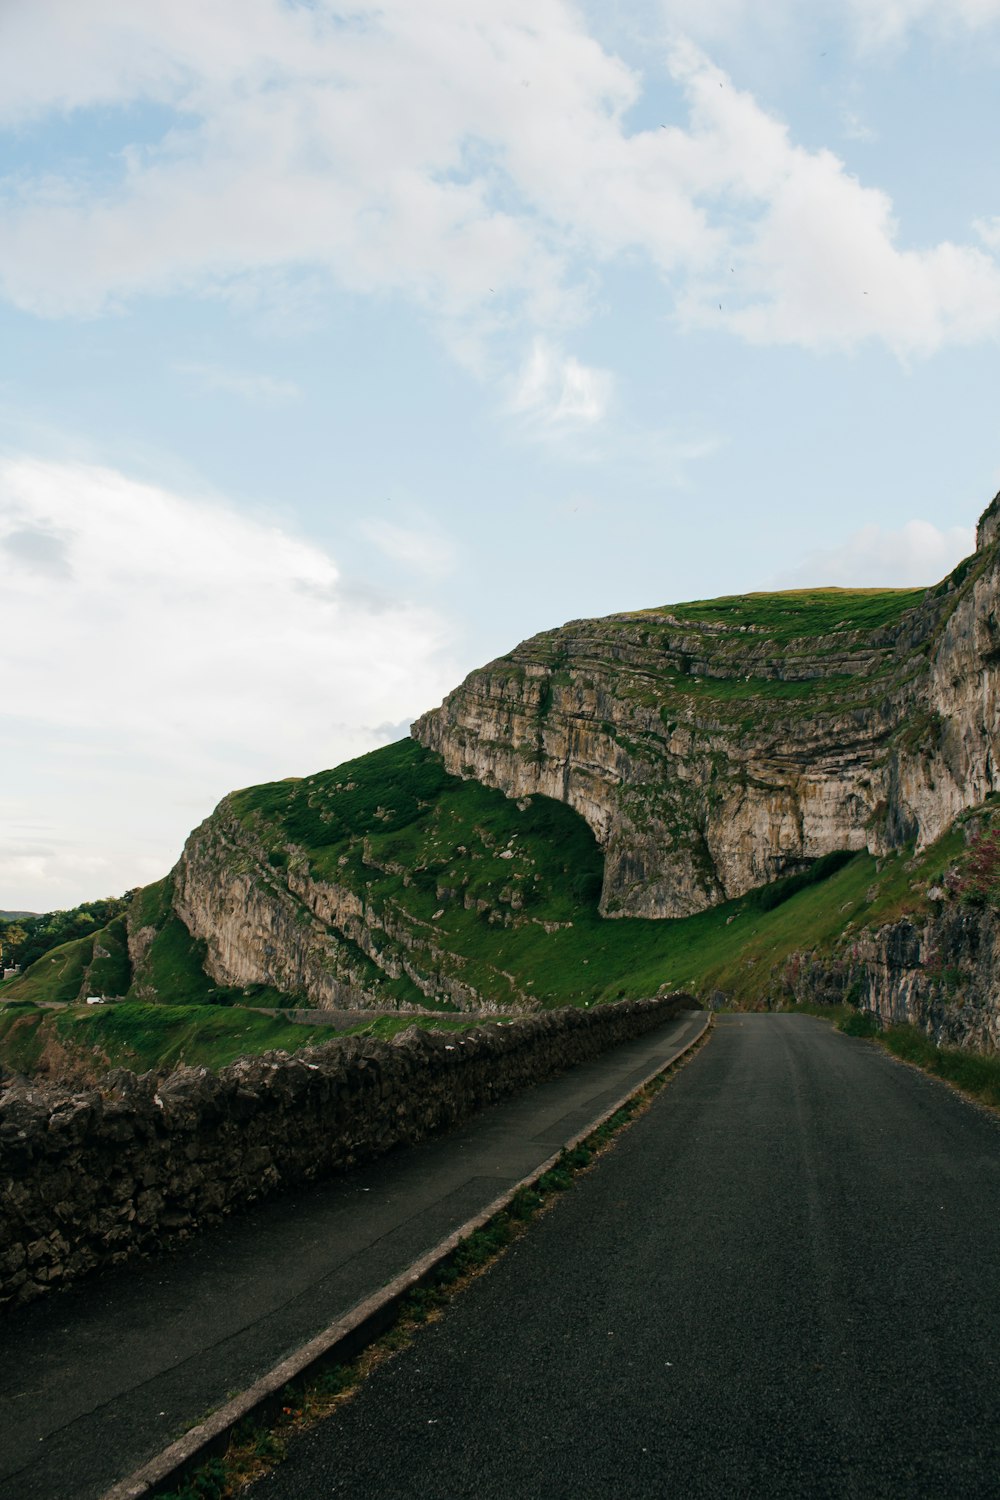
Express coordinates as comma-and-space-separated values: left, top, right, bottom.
0, 1010, 706, 1500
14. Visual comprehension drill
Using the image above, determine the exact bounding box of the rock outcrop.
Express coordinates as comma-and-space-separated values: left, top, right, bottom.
778, 902, 1000, 1054
414, 494, 1000, 919
173, 811, 382, 1010
171, 779, 553, 1013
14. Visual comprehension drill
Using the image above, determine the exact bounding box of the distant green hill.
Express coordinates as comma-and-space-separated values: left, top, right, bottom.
0, 896, 131, 974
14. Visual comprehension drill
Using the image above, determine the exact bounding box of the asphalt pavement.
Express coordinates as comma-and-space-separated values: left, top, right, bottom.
0, 1009, 706, 1500
248, 1014, 1000, 1500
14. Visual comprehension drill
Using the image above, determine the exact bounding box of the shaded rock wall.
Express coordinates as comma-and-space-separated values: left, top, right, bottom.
172, 811, 380, 1009
0, 994, 688, 1309
778, 906, 1000, 1053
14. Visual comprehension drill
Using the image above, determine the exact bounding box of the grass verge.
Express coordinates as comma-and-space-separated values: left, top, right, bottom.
0, 1002, 498, 1080
876, 1024, 1000, 1109
795, 1007, 1000, 1112
153, 1021, 711, 1499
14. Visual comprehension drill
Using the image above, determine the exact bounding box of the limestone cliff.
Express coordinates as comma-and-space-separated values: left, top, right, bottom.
777, 903, 1000, 1054
60, 493, 1000, 1041
414, 494, 1000, 919
170, 742, 610, 1013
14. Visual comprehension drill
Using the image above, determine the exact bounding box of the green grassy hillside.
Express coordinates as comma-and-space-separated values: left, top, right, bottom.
0, 1000, 486, 1080
657, 586, 928, 640
6, 557, 995, 1080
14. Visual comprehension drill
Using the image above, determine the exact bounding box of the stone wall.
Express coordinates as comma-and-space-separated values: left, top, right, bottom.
0, 995, 689, 1309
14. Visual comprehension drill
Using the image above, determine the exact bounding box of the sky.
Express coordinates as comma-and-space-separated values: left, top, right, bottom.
1, 0, 999, 912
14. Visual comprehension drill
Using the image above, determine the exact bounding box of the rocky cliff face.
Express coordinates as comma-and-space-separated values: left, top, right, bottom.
173, 803, 482, 1012
414, 494, 1000, 919
778, 902, 1000, 1054
145, 493, 1000, 1038
173, 809, 374, 1009
170, 742, 610, 1014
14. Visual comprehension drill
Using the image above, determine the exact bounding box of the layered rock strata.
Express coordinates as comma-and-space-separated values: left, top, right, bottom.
414, 496, 1000, 918
173, 812, 393, 1010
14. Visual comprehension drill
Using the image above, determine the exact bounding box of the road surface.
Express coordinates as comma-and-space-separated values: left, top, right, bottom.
0, 1012, 705, 1500
250, 1015, 1000, 1500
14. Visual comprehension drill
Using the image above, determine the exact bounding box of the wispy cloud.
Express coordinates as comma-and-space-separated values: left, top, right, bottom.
508, 340, 614, 429
174, 361, 300, 404
842, 109, 877, 142
773, 518, 976, 588
847, 0, 1000, 48
661, 0, 1000, 48
359, 515, 459, 580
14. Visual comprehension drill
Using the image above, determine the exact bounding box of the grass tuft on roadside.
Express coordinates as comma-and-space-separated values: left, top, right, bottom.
877, 1025, 1000, 1108
797, 1007, 1000, 1111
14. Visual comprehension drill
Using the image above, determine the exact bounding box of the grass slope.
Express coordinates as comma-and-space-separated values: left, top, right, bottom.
0, 1001, 488, 1079
656, 587, 928, 642
1, 933, 96, 1004
2, 740, 975, 1039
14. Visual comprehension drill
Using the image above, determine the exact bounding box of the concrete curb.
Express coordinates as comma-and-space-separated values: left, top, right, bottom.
102, 1011, 711, 1500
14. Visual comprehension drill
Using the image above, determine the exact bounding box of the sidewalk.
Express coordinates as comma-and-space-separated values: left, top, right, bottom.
0, 1010, 707, 1500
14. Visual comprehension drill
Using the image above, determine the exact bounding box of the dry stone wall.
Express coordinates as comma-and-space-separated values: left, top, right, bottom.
0, 994, 688, 1309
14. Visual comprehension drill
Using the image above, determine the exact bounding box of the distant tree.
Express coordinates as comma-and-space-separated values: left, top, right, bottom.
0, 923, 27, 967
6, 894, 132, 970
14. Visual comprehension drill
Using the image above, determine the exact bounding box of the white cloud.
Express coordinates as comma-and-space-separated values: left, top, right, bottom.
842, 110, 877, 142
661, 0, 760, 44
175, 362, 300, 403
0, 0, 584, 327
0, 3, 997, 361
847, 0, 1000, 46
660, 0, 1000, 47
509, 340, 615, 427
666, 41, 1000, 355
775, 518, 976, 588
0, 455, 457, 907
359, 516, 459, 580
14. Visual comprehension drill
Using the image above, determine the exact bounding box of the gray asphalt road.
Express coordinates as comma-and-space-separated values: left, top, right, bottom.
0, 1013, 705, 1500
250, 1015, 1000, 1500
